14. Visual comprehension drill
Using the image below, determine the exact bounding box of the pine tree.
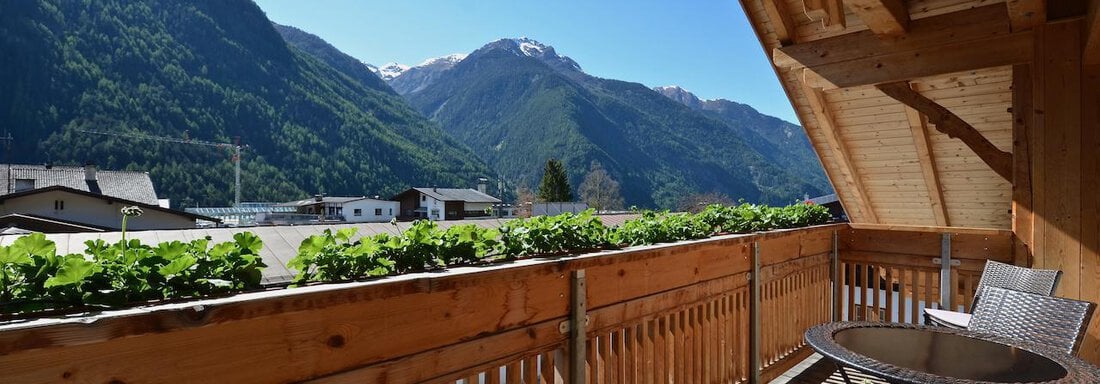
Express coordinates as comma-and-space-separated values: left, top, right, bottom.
537, 159, 573, 202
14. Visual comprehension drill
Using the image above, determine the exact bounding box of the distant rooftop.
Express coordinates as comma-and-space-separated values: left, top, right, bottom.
807, 194, 839, 205
406, 188, 501, 204
0, 164, 158, 205
275, 196, 389, 207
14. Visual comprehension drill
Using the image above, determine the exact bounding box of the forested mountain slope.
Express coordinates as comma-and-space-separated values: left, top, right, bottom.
0, 0, 490, 206
400, 38, 829, 207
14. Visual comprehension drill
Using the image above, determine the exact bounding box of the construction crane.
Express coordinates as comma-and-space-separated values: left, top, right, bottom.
76, 128, 245, 207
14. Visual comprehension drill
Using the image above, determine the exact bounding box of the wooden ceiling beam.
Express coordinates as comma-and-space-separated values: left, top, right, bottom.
877, 81, 1013, 182
802, 84, 879, 223
802, 0, 846, 31
774, 4, 1032, 88
762, 0, 798, 45
1086, 0, 1100, 66
903, 84, 949, 226
1006, 0, 1046, 31
846, 0, 910, 36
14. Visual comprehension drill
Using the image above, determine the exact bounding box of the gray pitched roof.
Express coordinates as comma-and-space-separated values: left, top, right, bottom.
0, 186, 221, 223
807, 193, 839, 205
0, 164, 158, 205
410, 188, 501, 204
275, 196, 381, 207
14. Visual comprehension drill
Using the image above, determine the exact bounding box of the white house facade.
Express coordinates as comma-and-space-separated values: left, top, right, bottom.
0, 187, 212, 231
343, 198, 400, 223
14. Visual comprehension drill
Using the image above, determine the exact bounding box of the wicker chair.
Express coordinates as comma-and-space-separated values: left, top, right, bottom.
968, 286, 1096, 355
924, 260, 1061, 328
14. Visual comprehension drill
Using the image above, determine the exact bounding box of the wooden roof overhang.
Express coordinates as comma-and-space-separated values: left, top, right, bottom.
739, 0, 1098, 230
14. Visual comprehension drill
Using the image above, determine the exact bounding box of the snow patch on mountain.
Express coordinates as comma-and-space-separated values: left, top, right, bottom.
367, 62, 411, 81
497, 37, 583, 73
383, 54, 467, 94
417, 53, 467, 67
654, 85, 705, 109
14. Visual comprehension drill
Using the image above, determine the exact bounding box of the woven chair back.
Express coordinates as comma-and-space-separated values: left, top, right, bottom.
969, 286, 1096, 355
971, 260, 1061, 311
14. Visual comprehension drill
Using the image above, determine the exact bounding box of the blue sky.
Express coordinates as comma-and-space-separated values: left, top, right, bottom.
253, 0, 798, 123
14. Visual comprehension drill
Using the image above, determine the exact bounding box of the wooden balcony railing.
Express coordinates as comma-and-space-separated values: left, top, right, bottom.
838, 224, 1013, 324
0, 223, 1012, 383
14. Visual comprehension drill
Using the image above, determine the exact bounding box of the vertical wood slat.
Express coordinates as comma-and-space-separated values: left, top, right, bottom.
523, 356, 537, 384
584, 338, 594, 383
675, 312, 686, 384
655, 316, 666, 384
484, 365, 498, 384
607, 330, 616, 382
716, 297, 727, 383
750, 241, 761, 384
506, 360, 520, 384
848, 262, 857, 321
885, 267, 895, 322
871, 265, 881, 321
912, 269, 922, 324
924, 270, 935, 315
642, 321, 646, 382
694, 306, 704, 384
705, 302, 716, 383
629, 325, 638, 382
541, 349, 556, 384
686, 309, 697, 384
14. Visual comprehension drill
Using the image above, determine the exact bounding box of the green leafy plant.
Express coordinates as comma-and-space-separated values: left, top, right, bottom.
612, 211, 711, 246
287, 203, 831, 286
288, 228, 394, 286
288, 221, 504, 285
0, 201, 833, 314
0, 232, 267, 315
497, 210, 611, 258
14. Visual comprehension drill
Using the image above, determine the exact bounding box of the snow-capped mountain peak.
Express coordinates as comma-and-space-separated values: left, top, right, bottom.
513, 37, 549, 57
417, 53, 467, 67
380, 54, 467, 94
489, 37, 583, 73
367, 62, 411, 81
654, 85, 705, 109
655, 85, 687, 93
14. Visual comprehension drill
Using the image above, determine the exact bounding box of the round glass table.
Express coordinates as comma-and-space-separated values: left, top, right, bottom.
804, 321, 1100, 384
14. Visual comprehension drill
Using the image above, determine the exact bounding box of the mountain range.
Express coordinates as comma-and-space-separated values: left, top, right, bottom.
0, 0, 828, 209
652, 86, 828, 191
0, 0, 489, 206
371, 38, 830, 207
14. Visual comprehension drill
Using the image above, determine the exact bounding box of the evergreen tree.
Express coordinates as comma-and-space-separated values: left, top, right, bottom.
579, 161, 624, 213
537, 159, 573, 202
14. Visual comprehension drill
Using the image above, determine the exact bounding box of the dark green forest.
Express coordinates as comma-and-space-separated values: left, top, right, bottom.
0, 0, 490, 207
405, 40, 830, 207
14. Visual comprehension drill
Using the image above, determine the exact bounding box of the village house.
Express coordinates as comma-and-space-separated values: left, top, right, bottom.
0, 163, 218, 231
269, 195, 399, 224
392, 187, 502, 221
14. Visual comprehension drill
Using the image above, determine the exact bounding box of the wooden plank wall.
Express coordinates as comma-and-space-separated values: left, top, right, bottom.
1019, 17, 1100, 363
0, 225, 842, 383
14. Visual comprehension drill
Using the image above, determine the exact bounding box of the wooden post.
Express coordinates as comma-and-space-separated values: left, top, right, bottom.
831, 230, 841, 322
939, 234, 953, 311
570, 270, 587, 384
749, 242, 761, 384
1011, 64, 1034, 267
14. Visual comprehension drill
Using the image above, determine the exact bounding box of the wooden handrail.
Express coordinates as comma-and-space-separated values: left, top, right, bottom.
0, 223, 1014, 383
